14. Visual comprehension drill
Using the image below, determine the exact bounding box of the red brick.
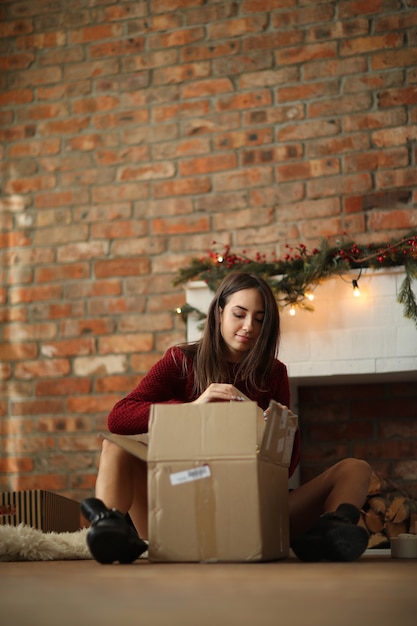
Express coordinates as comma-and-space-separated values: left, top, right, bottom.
343, 70, 404, 93
153, 176, 211, 198
92, 109, 149, 130
278, 119, 340, 141
37, 417, 92, 433
15, 359, 70, 379
0, 88, 34, 106
91, 220, 147, 240
153, 0, 205, 12
307, 173, 372, 198
344, 148, 409, 173
154, 62, 210, 86
118, 162, 175, 181
212, 51, 273, 75
11, 399, 64, 417
374, 11, 417, 32
214, 127, 273, 151
0, 457, 33, 473
38, 83, 91, 105
182, 41, 239, 63
338, 0, 402, 19
151, 215, 210, 235
0, 52, 35, 71
181, 77, 233, 99
36, 378, 92, 396
94, 257, 150, 279
213, 166, 274, 191
343, 108, 407, 132
278, 157, 340, 182
15, 475, 69, 492
179, 153, 237, 176
243, 0, 296, 11
148, 26, 205, 49
309, 93, 372, 118
0, 343, 37, 361
69, 24, 122, 44
278, 80, 339, 103
307, 133, 370, 158
367, 209, 417, 231
39, 339, 96, 358
372, 47, 417, 70
210, 15, 268, 40
95, 375, 144, 393
92, 183, 150, 203
304, 57, 367, 80
378, 86, 417, 107
340, 32, 403, 56
243, 30, 303, 52
376, 168, 417, 190
16, 31, 66, 49
8, 138, 61, 157
276, 42, 337, 65
0, 19, 33, 37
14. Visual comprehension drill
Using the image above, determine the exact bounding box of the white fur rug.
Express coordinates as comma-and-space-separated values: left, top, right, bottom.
0, 524, 92, 561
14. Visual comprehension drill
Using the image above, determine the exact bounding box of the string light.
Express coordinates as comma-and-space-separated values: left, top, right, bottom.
289, 305, 296, 316
352, 279, 361, 297
305, 291, 315, 302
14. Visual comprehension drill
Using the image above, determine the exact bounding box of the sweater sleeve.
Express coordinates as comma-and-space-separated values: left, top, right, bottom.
107, 347, 192, 435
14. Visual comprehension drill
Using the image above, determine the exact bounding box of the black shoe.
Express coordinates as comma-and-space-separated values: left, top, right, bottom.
291, 503, 369, 563
80, 498, 148, 564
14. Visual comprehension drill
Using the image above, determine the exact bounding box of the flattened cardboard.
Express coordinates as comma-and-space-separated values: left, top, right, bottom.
0, 490, 80, 532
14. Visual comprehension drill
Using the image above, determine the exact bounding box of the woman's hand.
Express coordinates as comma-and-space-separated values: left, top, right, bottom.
191, 383, 246, 405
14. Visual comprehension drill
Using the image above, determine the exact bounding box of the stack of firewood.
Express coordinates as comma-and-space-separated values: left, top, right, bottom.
360, 471, 417, 548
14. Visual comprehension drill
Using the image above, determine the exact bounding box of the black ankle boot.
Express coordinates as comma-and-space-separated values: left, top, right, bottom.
291, 503, 369, 563
81, 498, 148, 564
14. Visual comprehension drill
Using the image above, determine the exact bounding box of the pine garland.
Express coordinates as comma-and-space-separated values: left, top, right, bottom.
174, 231, 417, 329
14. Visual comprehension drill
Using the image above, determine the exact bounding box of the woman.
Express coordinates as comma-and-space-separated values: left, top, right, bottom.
81, 272, 371, 564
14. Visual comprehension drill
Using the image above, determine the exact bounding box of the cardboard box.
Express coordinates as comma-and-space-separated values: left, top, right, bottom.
105, 400, 297, 563
0, 490, 81, 532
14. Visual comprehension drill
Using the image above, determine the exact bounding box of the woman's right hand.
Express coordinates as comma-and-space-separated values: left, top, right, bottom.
191, 383, 245, 405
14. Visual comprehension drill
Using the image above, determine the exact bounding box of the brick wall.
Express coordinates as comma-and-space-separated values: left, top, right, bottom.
298, 381, 417, 498
1, 0, 417, 501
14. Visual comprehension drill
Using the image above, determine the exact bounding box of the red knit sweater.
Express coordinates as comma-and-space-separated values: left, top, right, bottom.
107, 345, 300, 476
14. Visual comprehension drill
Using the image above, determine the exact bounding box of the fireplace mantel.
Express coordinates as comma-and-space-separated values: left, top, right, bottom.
185, 268, 417, 387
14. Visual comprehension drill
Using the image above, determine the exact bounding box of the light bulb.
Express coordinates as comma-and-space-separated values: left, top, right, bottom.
352, 279, 360, 297
175, 307, 182, 314
305, 291, 315, 301
289, 305, 296, 316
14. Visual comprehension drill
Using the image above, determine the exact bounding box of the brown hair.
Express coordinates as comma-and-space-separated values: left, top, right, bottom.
180, 272, 281, 396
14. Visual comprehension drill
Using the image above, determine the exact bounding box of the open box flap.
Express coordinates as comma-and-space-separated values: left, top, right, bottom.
259, 400, 298, 468
101, 432, 149, 462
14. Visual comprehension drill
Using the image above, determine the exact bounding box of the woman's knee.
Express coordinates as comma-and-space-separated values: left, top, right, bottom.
333, 457, 372, 482
100, 438, 135, 467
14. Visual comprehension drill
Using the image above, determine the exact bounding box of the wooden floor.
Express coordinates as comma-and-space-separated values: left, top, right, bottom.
1, 551, 416, 626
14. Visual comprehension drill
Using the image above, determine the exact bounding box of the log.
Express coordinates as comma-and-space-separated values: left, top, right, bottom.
367, 531, 388, 549
385, 520, 408, 538
368, 496, 386, 516
364, 509, 385, 533
386, 497, 409, 524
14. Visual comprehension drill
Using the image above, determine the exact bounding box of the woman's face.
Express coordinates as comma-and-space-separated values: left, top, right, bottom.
219, 288, 265, 362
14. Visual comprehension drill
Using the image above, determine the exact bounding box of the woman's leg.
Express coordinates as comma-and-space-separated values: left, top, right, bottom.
95, 439, 149, 538
289, 458, 372, 539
